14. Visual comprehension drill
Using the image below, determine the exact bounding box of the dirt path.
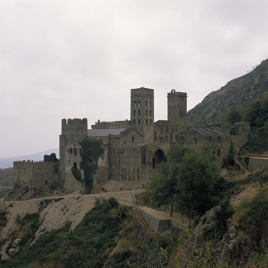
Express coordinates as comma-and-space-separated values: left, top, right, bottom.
0, 188, 187, 260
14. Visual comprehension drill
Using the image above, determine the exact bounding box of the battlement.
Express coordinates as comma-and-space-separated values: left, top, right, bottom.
62, 118, 87, 129
92, 120, 130, 129
167, 89, 187, 97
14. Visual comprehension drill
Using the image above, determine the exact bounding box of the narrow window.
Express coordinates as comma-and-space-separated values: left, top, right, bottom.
218, 149, 221, 157
138, 110, 141, 116
133, 110, 136, 116
138, 119, 140, 125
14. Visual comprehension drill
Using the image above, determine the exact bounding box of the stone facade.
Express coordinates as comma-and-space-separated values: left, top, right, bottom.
59, 87, 250, 191
13, 87, 251, 196
12, 160, 60, 199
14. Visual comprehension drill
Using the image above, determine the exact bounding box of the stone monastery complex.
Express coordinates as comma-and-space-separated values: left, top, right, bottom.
12, 87, 251, 199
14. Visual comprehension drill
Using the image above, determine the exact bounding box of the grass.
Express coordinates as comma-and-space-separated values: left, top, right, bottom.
0, 198, 127, 268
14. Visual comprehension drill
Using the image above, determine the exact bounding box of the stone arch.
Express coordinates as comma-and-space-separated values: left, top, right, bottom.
152, 149, 166, 168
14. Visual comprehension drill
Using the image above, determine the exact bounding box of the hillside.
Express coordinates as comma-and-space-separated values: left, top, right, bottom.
188, 58, 268, 126
0, 148, 59, 169
1, 169, 268, 267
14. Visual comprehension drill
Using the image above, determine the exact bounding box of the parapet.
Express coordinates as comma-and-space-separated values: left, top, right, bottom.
167, 89, 187, 97
61, 118, 88, 133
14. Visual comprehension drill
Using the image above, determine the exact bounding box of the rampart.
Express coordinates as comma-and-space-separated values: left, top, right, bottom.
92, 120, 130, 129
12, 160, 60, 199
238, 156, 268, 172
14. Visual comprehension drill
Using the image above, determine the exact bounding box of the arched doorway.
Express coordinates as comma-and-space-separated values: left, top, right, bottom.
152, 149, 166, 168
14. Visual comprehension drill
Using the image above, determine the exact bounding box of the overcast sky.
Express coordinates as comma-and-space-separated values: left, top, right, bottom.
1, 0, 268, 158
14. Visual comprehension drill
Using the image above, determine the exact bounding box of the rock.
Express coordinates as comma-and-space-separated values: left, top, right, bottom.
8, 248, 18, 256
228, 226, 236, 239
12, 238, 21, 248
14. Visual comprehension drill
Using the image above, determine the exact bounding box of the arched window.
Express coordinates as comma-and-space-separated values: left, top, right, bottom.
152, 149, 166, 168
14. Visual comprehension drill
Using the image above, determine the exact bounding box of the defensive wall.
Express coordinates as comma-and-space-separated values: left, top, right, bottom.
238, 155, 268, 172
12, 160, 60, 199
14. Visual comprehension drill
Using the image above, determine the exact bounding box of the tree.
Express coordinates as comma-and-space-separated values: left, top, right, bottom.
227, 109, 242, 124
149, 144, 220, 222
44, 153, 58, 162
148, 146, 191, 217
175, 146, 219, 223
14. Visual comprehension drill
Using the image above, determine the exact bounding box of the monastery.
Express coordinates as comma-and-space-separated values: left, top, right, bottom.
12, 87, 250, 199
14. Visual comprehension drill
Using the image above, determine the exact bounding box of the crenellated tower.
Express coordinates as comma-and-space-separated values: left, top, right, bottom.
59, 118, 88, 189
167, 89, 187, 132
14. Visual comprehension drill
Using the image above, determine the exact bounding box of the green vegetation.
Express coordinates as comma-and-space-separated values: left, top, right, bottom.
0, 198, 126, 268
39, 198, 64, 211
188, 58, 268, 127
243, 98, 268, 152
227, 109, 242, 124
148, 144, 228, 223
239, 187, 268, 252
0, 209, 7, 227
71, 167, 82, 183
79, 139, 102, 193
43, 153, 58, 162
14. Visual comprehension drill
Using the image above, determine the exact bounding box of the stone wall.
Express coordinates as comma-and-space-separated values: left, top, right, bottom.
239, 156, 268, 172
13, 160, 60, 199
141, 209, 171, 233
92, 120, 130, 129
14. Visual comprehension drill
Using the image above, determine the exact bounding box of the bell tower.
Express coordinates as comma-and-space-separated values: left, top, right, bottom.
130, 87, 154, 141
167, 89, 187, 132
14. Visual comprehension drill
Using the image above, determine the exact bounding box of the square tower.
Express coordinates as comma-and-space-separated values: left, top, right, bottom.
130, 87, 154, 128
168, 89, 187, 132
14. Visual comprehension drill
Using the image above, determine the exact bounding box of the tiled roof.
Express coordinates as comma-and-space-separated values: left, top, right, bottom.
87, 128, 125, 137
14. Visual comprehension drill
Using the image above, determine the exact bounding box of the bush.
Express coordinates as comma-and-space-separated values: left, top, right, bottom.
239, 188, 268, 252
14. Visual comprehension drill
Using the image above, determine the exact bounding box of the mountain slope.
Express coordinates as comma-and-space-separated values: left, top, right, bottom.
188, 58, 268, 126
0, 148, 59, 168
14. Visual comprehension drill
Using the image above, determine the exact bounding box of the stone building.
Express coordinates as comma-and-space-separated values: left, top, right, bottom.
12, 160, 60, 199
11, 87, 250, 198
58, 87, 250, 192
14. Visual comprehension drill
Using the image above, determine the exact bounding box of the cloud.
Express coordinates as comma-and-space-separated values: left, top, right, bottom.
0, 0, 268, 157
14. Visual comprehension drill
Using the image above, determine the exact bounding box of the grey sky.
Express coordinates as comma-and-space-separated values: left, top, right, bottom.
1, 0, 268, 157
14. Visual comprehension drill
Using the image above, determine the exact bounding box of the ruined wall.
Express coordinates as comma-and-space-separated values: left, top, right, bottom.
91, 120, 130, 129
230, 122, 251, 154
13, 161, 60, 199
60, 118, 88, 192
154, 120, 180, 144
239, 156, 268, 172
176, 128, 232, 168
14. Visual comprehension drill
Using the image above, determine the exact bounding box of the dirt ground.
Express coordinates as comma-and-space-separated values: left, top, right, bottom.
0, 180, 183, 260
